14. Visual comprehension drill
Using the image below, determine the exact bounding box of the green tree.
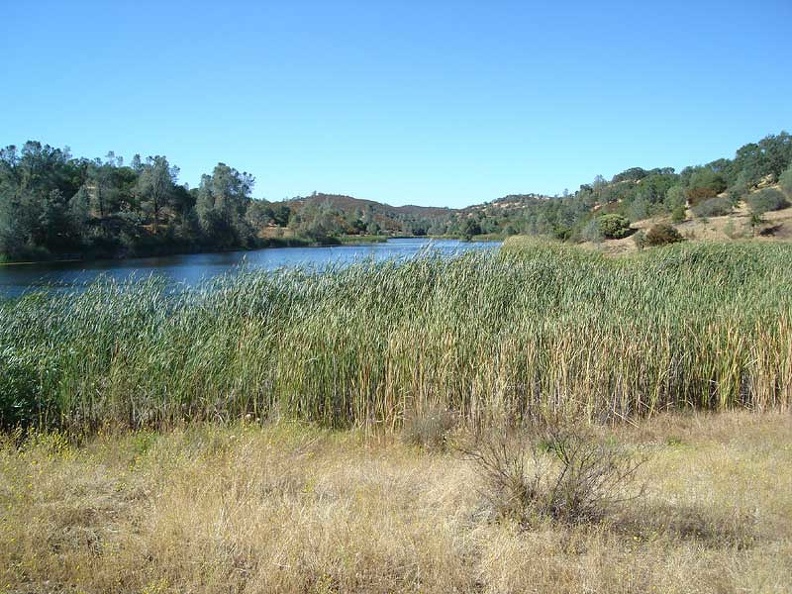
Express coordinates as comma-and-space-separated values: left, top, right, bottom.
0, 142, 83, 258
745, 188, 789, 216
245, 199, 274, 231
196, 163, 256, 248
462, 217, 482, 239
136, 156, 179, 231
684, 167, 727, 204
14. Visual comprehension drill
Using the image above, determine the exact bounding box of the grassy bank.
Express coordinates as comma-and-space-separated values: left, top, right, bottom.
2, 240, 792, 432
337, 234, 389, 245
1, 412, 790, 593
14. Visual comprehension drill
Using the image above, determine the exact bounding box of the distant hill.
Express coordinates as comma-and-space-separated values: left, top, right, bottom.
274, 192, 556, 239
279, 193, 458, 237
287, 193, 455, 219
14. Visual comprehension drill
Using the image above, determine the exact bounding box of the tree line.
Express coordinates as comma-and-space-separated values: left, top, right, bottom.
0, 142, 269, 261
0, 142, 455, 262
2, 132, 791, 261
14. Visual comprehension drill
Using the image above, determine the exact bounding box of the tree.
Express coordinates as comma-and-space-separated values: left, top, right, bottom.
462, 217, 482, 239
136, 156, 178, 231
84, 157, 123, 218
758, 132, 792, 181
731, 133, 792, 189
745, 188, 789, 216
685, 167, 727, 204
36, 189, 74, 251
0, 142, 82, 258
611, 167, 648, 183
246, 199, 274, 231
290, 200, 344, 242
196, 163, 256, 248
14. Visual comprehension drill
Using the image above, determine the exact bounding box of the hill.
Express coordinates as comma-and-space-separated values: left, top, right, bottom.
279, 193, 457, 237
431, 131, 792, 243
586, 191, 792, 256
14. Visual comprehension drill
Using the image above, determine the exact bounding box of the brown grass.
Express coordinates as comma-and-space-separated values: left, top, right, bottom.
1, 412, 791, 593
587, 199, 792, 257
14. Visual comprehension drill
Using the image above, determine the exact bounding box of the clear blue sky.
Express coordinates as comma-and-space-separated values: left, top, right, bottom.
2, 0, 790, 208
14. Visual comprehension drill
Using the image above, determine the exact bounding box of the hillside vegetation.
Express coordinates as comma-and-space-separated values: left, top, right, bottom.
2, 131, 790, 262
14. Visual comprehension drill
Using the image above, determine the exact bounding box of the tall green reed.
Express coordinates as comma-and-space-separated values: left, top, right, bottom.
1, 239, 791, 433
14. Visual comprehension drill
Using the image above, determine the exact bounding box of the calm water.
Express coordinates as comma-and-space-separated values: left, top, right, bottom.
0, 238, 500, 298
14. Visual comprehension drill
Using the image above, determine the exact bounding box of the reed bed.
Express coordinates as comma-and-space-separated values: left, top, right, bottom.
2, 239, 791, 432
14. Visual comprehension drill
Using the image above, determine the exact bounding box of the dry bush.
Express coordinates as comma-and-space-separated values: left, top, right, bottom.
401, 406, 457, 451
692, 196, 733, 218
644, 223, 684, 246
465, 421, 646, 528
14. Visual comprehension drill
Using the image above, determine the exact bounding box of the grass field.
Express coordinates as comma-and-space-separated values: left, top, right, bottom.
2, 239, 792, 591
1, 412, 790, 593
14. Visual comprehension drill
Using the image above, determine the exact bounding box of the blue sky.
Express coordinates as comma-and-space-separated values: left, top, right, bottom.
2, 0, 790, 208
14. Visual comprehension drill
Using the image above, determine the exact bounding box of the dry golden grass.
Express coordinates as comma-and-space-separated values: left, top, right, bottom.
589, 200, 792, 257
1, 412, 791, 593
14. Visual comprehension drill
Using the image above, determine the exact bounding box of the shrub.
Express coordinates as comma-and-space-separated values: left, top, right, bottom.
579, 218, 602, 243
596, 214, 632, 239
632, 230, 647, 250
644, 224, 684, 246
465, 421, 646, 527
401, 406, 456, 451
745, 188, 789, 215
671, 204, 687, 224
692, 196, 733, 218
780, 164, 792, 197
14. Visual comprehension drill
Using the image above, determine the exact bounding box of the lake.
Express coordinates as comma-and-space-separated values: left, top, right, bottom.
0, 238, 500, 298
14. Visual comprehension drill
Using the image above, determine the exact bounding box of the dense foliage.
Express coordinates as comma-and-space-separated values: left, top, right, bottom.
596, 214, 632, 239
0, 142, 457, 261
0, 143, 271, 261
2, 241, 791, 432
691, 196, 734, 218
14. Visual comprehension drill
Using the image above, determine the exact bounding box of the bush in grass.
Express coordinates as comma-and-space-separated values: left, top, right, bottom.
596, 214, 632, 239
745, 188, 789, 216
632, 230, 647, 250
465, 421, 646, 527
692, 196, 733, 218
644, 224, 684, 246
402, 406, 457, 451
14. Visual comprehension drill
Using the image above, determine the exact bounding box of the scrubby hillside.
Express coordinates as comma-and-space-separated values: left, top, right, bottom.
443, 132, 792, 243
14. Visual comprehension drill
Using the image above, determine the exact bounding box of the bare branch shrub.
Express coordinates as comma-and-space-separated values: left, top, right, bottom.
465, 420, 646, 528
